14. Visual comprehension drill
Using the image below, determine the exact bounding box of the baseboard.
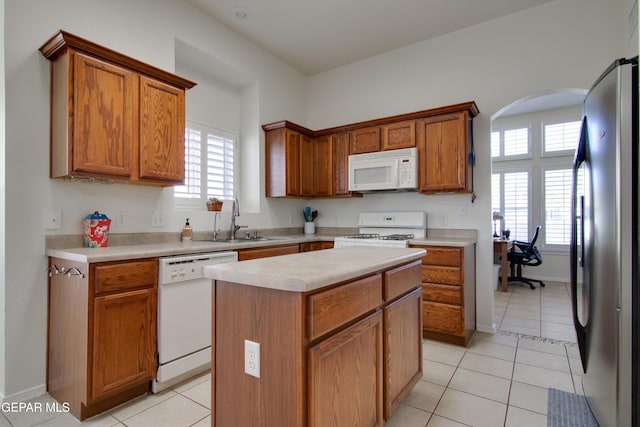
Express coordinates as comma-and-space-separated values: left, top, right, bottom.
476, 323, 496, 334
2, 384, 47, 403
523, 274, 569, 284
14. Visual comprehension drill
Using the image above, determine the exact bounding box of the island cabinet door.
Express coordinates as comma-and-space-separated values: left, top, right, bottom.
308, 310, 384, 427
383, 287, 423, 420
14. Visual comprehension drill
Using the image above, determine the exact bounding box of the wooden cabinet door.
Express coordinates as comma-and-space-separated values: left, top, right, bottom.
417, 112, 470, 193
138, 76, 185, 183
332, 132, 351, 196
308, 311, 383, 427
73, 52, 136, 178
384, 288, 422, 419
91, 288, 156, 401
285, 130, 301, 196
300, 134, 315, 197
314, 135, 333, 197
351, 126, 381, 154
382, 120, 416, 150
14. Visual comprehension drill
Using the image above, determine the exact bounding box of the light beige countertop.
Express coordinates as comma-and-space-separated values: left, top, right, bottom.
45, 234, 337, 263
203, 246, 426, 292
45, 231, 474, 263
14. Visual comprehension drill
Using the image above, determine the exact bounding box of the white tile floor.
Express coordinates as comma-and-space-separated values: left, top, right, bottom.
494, 280, 576, 343
2, 282, 580, 427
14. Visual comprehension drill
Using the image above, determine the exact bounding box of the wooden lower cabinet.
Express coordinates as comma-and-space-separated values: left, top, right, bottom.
47, 257, 157, 420
411, 244, 476, 346
212, 261, 422, 426
309, 311, 384, 427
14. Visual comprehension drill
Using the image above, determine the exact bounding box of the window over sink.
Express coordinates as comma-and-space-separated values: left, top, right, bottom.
174, 122, 236, 206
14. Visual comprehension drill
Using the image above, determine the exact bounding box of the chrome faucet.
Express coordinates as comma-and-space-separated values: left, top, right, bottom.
229, 198, 247, 239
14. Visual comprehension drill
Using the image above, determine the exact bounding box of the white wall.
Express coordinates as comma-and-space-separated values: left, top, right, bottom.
2, 0, 637, 401
305, 0, 636, 334
3, 0, 307, 401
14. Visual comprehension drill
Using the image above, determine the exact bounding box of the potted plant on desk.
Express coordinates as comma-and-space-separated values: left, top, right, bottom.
206, 197, 224, 211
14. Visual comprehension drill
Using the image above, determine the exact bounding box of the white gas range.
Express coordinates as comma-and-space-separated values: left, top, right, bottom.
334, 211, 426, 248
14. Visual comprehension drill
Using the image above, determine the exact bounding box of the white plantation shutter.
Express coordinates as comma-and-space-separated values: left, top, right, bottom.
544, 169, 573, 245
207, 134, 234, 200
175, 128, 202, 198
491, 173, 501, 214
503, 128, 529, 156
175, 123, 235, 203
544, 121, 581, 153
503, 171, 529, 241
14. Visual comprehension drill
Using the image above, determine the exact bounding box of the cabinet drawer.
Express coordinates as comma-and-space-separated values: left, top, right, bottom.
94, 259, 158, 294
383, 261, 422, 301
422, 283, 461, 305
421, 266, 461, 285
237, 244, 299, 261
308, 274, 383, 341
423, 301, 463, 335
419, 246, 462, 267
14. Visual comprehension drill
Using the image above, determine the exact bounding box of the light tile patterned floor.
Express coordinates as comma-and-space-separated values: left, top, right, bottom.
1, 282, 579, 426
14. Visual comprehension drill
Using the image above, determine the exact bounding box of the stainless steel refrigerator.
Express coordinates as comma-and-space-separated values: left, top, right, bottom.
571, 56, 638, 427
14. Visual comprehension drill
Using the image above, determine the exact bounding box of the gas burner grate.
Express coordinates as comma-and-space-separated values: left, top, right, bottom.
379, 234, 415, 241
344, 233, 381, 239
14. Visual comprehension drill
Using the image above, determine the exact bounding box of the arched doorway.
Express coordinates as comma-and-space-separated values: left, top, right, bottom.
491, 88, 586, 341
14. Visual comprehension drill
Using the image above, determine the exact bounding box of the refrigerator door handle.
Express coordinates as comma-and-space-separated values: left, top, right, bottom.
571, 116, 589, 372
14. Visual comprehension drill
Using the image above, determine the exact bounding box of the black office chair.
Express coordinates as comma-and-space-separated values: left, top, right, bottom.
507, 225, 545, 290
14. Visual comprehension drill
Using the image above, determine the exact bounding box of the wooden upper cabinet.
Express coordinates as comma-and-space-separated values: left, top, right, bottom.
314, 135, 333, 197
138, 76, 185, 183
40, 30, 196, 186
382, 120, 416, 150
417, 111, 473, 194
351, 126, 381, 154
262, 101, 478, 198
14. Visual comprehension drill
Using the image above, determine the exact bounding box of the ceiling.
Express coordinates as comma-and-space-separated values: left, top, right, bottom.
185, 0, 556, 76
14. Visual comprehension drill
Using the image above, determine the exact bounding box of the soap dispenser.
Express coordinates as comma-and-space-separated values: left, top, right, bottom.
182, 218, 193, 242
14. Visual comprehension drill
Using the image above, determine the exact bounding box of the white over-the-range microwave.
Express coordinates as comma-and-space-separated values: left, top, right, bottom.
348, 147, 418, 192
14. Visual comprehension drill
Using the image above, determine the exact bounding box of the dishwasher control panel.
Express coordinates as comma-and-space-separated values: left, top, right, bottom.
159, 252, 238, 284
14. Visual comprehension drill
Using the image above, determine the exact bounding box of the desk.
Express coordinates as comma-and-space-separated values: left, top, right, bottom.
493, 239, 513, 292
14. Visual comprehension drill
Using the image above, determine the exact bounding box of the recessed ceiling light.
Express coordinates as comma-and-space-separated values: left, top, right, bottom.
232, 7, 248, 19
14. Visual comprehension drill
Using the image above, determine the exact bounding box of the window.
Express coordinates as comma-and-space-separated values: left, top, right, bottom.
544, 121, 581, 154
491, 127, 530, 159
175, 122, 235, 203
544, 168, 574, 246
492, 170, 530, 241
544, 169, 572, 245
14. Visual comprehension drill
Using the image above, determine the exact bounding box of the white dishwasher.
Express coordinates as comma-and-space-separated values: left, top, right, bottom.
152, 251, 238, 393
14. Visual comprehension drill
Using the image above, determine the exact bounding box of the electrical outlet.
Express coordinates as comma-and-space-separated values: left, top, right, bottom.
46, 212, 62, 230
151, 214, 164, 227
244, 340, 260, 378
117, 212, 127, 226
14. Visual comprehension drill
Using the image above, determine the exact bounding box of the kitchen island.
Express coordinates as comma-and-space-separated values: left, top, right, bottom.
203, 246, 426, 426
